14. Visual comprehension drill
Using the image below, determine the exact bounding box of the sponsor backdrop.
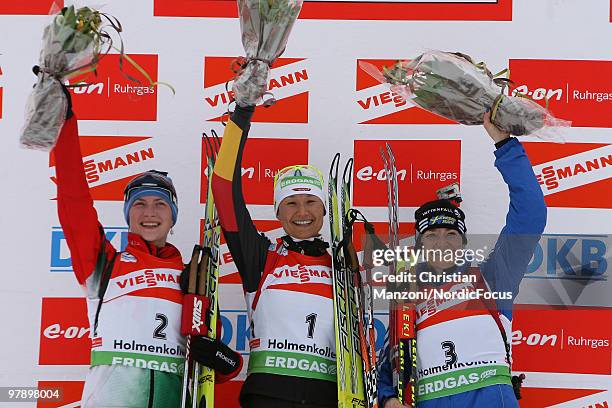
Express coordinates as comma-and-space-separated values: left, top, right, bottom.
0, 0, 611, 407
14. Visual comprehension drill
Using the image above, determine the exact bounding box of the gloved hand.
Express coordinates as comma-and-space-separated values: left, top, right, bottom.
191, 336, 243, 383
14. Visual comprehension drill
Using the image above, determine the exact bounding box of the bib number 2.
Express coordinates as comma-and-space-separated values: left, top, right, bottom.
153, 313, 168, 340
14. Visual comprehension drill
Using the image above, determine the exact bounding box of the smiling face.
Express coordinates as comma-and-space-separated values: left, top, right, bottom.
421, 227, 464, 271
276, 194, 325, 240
128, 196, 173, 247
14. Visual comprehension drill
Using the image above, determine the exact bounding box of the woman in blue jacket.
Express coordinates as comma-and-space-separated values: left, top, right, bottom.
378, 113, 547, 408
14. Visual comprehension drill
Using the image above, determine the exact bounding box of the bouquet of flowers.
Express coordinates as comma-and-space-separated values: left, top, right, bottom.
21, 5, 165, 150
360, 51, 570, 137
232, 0, 303, 106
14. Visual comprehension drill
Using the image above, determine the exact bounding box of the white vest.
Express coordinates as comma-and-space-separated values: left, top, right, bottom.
88, 250, 186, 375
246, 240, 337, 382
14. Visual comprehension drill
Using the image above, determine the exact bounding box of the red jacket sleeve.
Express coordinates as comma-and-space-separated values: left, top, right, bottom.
53, 116, 115, 285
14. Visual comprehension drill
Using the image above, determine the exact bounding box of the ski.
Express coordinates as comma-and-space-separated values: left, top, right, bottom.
343, 206, 380, 408
329, 153, 370, 407
180, 132, 222, 408
329, 153, 352, 407
381, 144, 418, 406
340, 158, 367, 407
195, 131, 223, 408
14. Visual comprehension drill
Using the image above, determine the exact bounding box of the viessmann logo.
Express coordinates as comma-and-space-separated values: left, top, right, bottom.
49, 136, 160, 201
511, 308, 611, 375
67, 54, 158, 121
155, 0, 511, 21
39, 297, 90, 365
203, 57, 309, 123
353, 140, 461, 207
200, 137, 308, 204
355, 59, 455, 125
509, 59, 612, 128
523, 142, 611, 209
0, 0, 62, 15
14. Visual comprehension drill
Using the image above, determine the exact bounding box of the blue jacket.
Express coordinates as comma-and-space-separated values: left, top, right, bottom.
377, 138, 547, 407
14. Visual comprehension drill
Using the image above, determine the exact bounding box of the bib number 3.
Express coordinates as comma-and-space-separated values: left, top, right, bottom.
441, 340, 457, 365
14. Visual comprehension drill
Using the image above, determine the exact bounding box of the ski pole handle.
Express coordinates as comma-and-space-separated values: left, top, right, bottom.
181, 295, 211, 336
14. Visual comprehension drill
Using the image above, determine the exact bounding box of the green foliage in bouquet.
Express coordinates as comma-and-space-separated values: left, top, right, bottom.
252, 0, 301, 24
53, 6, 102, 54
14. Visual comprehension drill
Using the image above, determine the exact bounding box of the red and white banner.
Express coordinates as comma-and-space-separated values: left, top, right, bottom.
67, 54, 159, 121
512, 307, 612, 375
37, 381, 85, 408
154, 0, 512, 21
520, 387, 610, 408
203, 57, 309, 123
353, 139, 461, 207
355, 59, 455, 125
39, 298, 90, 366
523, 142, 612, 209
510, 59, 612, 128
0, 0, 61, 15
200, 137, 309, 204
50, 136, 159, 201
200, 219, 284, 284
2, 1, 611, 406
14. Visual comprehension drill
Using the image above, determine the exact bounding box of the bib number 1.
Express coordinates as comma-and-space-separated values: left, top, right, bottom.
305, 313, 317, 339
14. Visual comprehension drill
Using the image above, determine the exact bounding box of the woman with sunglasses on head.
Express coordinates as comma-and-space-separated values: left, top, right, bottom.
51, 87, 242, 407
212, 104, 337, 408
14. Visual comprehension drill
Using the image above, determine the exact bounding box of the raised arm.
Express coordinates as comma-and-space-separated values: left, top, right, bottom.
212, 105, 271, 292
53, 113, 115, 286
481, 113, 547, 311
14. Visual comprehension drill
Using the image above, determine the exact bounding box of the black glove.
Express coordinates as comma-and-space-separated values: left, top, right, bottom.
191, 336, 241, 375
180, 246, 213, 294
179, 264, 190, 293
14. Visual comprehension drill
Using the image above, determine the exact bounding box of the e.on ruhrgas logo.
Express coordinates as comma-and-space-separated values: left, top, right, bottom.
204, 57, 309, 123
200, 219, 283, 284
67, 54, 158, 121
200, 137, 309, 204
523, 142, 611, 209
511, 307, 612, 375
356, 59, 455, 125
0, 0, 61, 15
509, 59, 612, 128
155, 0, 511, 21
37, 381, 84, 408
49, 136, 159, 201
353, 140, 461, 207
39, 298, 90, 365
